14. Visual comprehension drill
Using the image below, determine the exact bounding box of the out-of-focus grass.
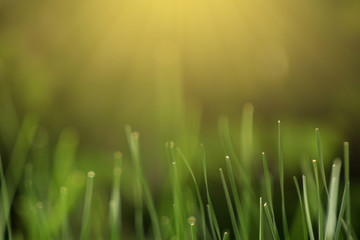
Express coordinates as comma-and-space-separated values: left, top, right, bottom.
0, 105, 357, 239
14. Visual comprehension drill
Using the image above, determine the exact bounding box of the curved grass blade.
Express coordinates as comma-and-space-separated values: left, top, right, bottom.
225, 156, 248, 240
335, 184, 348, 240
293, 176, 308, 240
218, 117, 250, 188
277, 121, 290, 240
315, 128, 329, 195
178, 148, 206, 240
219, 168, 241, 240
201, 144, 221, 240
302, 175, 315, 240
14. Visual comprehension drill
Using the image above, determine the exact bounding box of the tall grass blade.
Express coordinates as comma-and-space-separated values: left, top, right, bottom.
335, 184, 348, 240
0, 116, 37, 236
293, 176, 308, 240
225, 156, 248, 240
240, 103, 254, 174
172, 161, 185, 240
60, 187, 69, 240
218, 117, 250, 188
315, 128, 329, 195
125, 126, 144, 240
259, 197, 263, 240
311, 160, 324, 240
302, 175, 315, 240
0, 155, 12, 240
178, 148, 206, 239
80, 171, 95, 240
201, 144, 221, 240
110, 152, 122, 240
344, 142, 351, 227
126, 127, 162, 240
277, 120, 290, 240
325, 159, 342, 240
261, 152, 276, 226
219, 168, 241, 240
263, 202, 279, 240
206, 205, 218, 240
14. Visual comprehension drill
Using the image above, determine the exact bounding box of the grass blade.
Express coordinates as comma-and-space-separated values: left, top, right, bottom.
0, 155, 12, 240
344, 142, 351, 227
261, 152, 276, 226
225, 156, 248, 240
277, 120, 290, 240
110, 152, 122, 240
188, 217, 197, 240
315, 128, 329, 195
201, 144, 221, 240
80, 171, 95, 240
126, 126, 162, 240
218, 117, 250, 188
302, 175, 315, 240
222, 232, 230, 240
340, 218, 355, 240
178, 148, 206, 240
335, 184, 348, 240
172, 161, 185, 240
311, 160, 324, 240
0, 116, 37, 236
219, 168, 241, 240
60, 187, 69, 240
259, 197, 263, 240
293, 176, 308, 240
325, 159, 342, 240
125, 126, 144, 240
263, 202, 279, 240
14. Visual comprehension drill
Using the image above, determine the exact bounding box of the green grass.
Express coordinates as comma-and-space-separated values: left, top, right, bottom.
0, 114, 357, 240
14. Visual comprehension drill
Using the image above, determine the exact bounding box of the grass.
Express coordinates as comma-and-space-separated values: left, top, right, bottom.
0, 112, 357, 239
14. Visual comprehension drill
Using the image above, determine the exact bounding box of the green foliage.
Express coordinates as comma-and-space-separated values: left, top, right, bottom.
0, 113, 357, 240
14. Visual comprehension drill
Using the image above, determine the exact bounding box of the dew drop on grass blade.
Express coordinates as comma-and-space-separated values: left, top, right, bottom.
80, 171, 95, 240
277, 120, 290, 240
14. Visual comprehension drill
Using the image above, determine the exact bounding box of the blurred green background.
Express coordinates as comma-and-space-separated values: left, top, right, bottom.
1, 0, 360, 238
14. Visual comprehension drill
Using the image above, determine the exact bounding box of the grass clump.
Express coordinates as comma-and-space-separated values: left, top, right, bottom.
0, 109, 357, 240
